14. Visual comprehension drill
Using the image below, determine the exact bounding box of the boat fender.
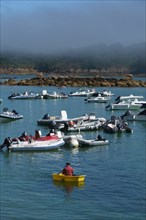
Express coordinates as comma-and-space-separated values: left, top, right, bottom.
69, 139, 79, 148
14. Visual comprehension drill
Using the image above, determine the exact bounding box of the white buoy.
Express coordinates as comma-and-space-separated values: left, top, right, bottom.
69, 139, 79, 148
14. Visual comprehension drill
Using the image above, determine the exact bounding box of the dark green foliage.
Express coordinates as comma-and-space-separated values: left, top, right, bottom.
0, 42, 145, 74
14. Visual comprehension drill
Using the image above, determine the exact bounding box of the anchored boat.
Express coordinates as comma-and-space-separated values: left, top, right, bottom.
0, 108, 23, 121
0, 130, 65, 152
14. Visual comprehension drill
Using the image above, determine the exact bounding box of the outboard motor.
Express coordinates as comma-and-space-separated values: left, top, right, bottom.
97, 134, 102, 141
43, 114, 50, 119
12, 110, 18, 115
0, 137, 12, 150
117, 123, 122, 132
48, 120, 59, 129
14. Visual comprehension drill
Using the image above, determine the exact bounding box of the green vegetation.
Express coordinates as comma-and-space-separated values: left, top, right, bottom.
0, 42, 145, 75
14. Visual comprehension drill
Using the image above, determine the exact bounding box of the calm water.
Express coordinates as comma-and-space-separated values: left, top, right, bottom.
0, 85, 146, 220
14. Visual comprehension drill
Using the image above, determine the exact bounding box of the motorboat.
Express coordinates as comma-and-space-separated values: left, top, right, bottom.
76, 135, 109, 147
0, 99, 3, 103
101, 116, 133, 133
105, 94, 146, 110
52, 173, 86, 182
105, 100, 142, 110
0, 130, 65, 152
121, 109, 146, 121
84, 94, 110, 103
0, 108, 23, 121
115, 94, 146, 106
68, 88, 96, 97
60, 118, 106, 133
42, 90, 68, 99
37, 110, 89, 126
115, 94, 144, 102
8, 91, 42, 99
100, 90, 114, 97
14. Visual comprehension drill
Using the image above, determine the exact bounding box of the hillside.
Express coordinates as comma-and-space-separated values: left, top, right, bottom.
0, 42, 145, 76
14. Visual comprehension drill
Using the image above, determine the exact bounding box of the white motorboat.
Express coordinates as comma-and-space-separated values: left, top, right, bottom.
85, 95, 110, 103
0, 108, 23, 121
100, 90, 114, 97
122, 109, 146, 121
115, 94, 144, 102
68, 88, 96, 97
0, 130, 65, 152
115, 94, 146, 107
37, 110, 89, 126
8, 91, 42, 99
42, 90, 68, 99
105, 100, 142, 110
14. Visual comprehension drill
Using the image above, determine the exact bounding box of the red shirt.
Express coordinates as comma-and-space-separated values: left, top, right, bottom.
62, 165, 74, 176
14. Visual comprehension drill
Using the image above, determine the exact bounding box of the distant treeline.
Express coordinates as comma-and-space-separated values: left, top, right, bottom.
0, 42, 145, 75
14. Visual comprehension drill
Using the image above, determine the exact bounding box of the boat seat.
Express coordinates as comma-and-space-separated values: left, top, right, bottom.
35, 130, 42, 139
60, 110, 67, 120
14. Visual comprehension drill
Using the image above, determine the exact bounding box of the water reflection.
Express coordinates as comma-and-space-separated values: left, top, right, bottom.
53, 180, 85, 199
71, 147, 79, 155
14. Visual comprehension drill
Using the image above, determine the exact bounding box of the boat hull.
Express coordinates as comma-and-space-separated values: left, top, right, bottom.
77, 138, 109, 146
109, 104, 141, 110
124, 115, 146, 121
52, 173, 86, 182
85, 97, 110, 103
8, 95, 41, 99
8, 139, 65, 152
0, 115, 23, 121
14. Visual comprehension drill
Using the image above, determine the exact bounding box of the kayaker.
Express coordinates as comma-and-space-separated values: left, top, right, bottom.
62, 162, 74, 176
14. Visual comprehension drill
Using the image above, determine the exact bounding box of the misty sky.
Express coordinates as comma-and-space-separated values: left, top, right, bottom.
1, 0, 145, 54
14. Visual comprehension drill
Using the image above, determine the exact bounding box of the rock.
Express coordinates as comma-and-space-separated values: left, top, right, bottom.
0, 76, 146, 87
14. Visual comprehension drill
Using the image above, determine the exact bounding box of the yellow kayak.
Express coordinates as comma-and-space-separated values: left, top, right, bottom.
52, 173, 86, 182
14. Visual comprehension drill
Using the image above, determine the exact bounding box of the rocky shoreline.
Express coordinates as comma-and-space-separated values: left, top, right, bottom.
0, 75, 146, 87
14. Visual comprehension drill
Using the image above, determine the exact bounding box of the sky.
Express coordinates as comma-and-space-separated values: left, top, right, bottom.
1, 0, 145, 54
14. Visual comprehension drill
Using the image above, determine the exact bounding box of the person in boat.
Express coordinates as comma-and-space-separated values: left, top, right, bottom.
61, 162, 74, 176
19, 132, 29, 141
47, 129, 55, 136
96, 134, 106, 141
69, 120, 74, 127
12, 109, 18, 115
63, 122, 69, 133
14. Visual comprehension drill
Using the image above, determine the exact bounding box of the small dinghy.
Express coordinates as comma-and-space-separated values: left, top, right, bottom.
0, 108, 23, 121
52, 173, 86, 182
76, 134, 109, 147
0, 130, 65, 152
